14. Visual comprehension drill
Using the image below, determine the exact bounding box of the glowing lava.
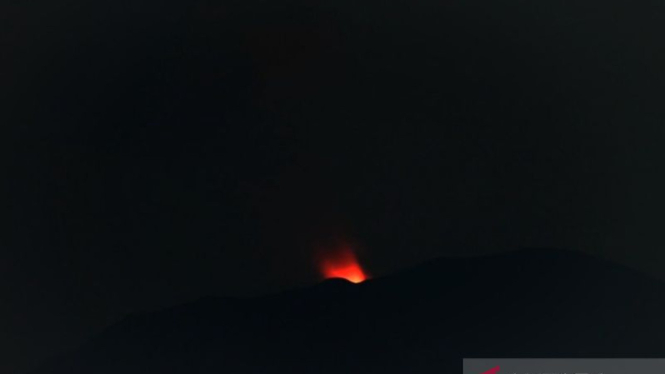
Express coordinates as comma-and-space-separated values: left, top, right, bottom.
320, 246, 368, 283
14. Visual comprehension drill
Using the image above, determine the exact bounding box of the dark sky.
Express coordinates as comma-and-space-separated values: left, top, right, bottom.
2, 0, 665, 373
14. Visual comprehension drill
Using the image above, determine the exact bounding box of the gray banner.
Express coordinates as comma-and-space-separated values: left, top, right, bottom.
464, 359, 665, 374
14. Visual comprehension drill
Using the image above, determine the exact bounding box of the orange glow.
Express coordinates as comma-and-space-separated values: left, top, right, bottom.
320, 246, 368, 283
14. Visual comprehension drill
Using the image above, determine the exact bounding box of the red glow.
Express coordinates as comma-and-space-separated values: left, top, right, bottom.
320, 246, 368, 283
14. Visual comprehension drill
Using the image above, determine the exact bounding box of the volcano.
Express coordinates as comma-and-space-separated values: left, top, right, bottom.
319, 245, 368, 283
32, 249, 665, 374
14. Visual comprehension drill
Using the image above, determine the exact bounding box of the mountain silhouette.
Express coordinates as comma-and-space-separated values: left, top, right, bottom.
32, 249, 665, 374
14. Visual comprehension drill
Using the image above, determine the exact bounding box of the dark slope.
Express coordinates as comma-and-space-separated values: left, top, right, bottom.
34, 249, 665, 374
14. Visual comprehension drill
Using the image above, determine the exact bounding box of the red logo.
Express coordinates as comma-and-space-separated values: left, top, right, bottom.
481, 367, 500, 374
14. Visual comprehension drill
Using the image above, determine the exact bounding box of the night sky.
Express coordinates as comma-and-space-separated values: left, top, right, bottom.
2, 0, 665, 373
